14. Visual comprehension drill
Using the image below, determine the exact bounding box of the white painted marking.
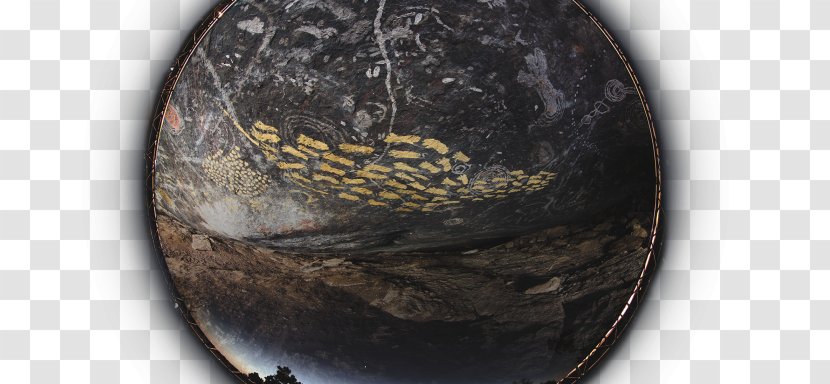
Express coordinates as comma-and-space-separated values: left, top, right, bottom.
415, 33, 427, 52
373, 0, 397, 137
237, 18, 264, 34
285, 0, 301, 11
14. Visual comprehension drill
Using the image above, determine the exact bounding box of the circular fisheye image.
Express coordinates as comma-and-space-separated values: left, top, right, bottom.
147, 1, 662, 383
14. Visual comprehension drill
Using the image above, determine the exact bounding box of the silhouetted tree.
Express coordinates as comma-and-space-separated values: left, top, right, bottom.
265, 366, 301, 384
248, 366, 301, 384
246, 372, 264, 384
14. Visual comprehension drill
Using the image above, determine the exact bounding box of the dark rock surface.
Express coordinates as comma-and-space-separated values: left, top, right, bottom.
154, 0, 654, 255
150, 0, 659, 383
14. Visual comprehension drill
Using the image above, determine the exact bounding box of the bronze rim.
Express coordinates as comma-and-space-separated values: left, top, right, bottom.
143, 1, 664, 383
557, 1, 664, 383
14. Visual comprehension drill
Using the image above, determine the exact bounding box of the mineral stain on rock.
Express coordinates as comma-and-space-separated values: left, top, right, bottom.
149, 1, 661, 383
237, 17, 265, 34
190, 234, 213, 251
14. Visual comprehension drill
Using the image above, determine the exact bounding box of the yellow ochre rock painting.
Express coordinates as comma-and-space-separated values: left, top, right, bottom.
216, 112, 557, 213
203, 146, 270, 197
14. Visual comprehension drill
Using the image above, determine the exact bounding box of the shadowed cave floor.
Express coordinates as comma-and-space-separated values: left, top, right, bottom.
157, 200, 652, 384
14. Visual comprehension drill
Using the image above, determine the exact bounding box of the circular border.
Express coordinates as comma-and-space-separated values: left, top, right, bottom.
144, 1, 664, 383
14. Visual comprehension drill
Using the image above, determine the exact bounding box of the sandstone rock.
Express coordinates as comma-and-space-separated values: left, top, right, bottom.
321, 258, 345, 268
190, 234, 212, 251
524, 276, 562, 295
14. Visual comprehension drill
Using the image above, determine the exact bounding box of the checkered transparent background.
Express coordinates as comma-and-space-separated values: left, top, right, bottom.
0, 0, 828, 383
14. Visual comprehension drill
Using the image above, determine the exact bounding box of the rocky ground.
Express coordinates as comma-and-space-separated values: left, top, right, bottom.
156, 197, 653, 384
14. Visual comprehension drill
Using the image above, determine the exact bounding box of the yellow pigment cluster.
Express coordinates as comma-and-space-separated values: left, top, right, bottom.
203, 146, 270, 197
465, 169, 557, 199
227, 114, 557, 213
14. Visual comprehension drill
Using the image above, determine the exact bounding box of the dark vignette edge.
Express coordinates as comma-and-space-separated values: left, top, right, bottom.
144, 0, 247, 382
558, 1, 664, 383
141, 1, 666, 383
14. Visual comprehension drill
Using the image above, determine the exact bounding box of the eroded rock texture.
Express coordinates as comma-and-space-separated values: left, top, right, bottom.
151, 0, 658, 383
158, 202, 652, 384
154, 0, 653, 254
